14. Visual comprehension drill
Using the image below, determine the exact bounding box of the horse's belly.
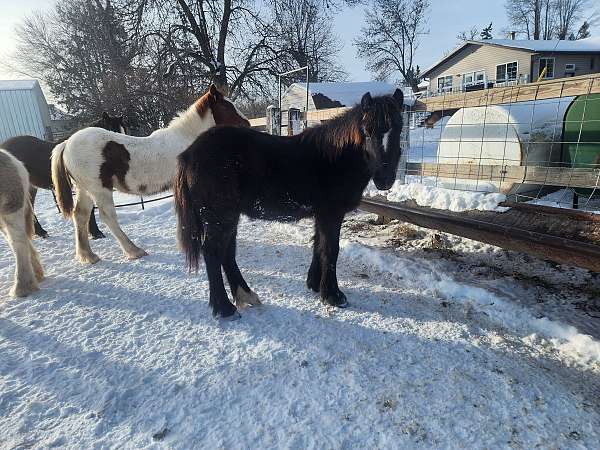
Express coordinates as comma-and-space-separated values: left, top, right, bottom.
244, 193, 314, 221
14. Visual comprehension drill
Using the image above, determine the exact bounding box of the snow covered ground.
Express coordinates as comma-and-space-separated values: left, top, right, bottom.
365, 180, 508, 212
1, 191, 600, 449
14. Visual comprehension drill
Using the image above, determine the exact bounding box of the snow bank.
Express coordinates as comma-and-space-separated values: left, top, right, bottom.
366, 181, 508, 212
341, 240, 600, 366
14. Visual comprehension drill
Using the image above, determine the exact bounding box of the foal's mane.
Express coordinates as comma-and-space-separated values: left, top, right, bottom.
297, 95, 400, 160
298, 106, 363, 159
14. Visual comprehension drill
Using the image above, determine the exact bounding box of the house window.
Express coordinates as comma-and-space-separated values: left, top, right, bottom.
496, 62, 518, 83
462, 70, 486, 87
437, 75, 453, 93
539, 58, 555, 79
565, 63, 576, 77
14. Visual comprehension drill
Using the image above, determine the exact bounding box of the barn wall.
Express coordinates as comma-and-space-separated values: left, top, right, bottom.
0, 85, 50, 142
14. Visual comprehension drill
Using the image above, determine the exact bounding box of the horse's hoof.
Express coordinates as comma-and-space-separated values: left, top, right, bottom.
234, 287, 262, 309
91, 232, 106, 240
77, 253, 100, 264
215, 310, 241, 322
9, 282, 40, 298
126, 249, 148, 260
36, 232, 49, 239
322, 291, 349, 308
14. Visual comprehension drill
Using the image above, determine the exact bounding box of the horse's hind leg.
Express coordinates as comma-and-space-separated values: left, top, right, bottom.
73, 188, 100, 264
29, 187, 48, 238
202, 216, 239, 319
88, 209, 105, 240
1, 210, 39, 297
92, 189, 147, 260
223, 227, 261, 309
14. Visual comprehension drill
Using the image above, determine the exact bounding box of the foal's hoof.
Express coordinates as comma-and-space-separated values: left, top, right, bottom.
322, 291, 349, 308
36, 231, 49, 239
215, 310, 241, 322
234, 287, 262, 309
91, 231, 106, 240
126, 248, 148, 260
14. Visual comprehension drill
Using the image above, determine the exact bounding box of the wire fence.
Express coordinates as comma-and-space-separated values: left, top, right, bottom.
406, 77, 600, 213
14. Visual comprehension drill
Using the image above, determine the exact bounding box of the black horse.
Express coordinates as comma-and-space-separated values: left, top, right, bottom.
175, 90, 404, 319
1, 113, 126, 238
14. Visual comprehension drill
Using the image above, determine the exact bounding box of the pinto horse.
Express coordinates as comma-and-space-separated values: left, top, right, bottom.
175, 89, 405, 319
52, 84, 249, 263
1, 113, 126, 238
0, 150, 44, 297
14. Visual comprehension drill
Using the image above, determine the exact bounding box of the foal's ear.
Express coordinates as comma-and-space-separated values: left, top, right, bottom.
361, 92, 373, 111
102, 111, 110, 121
393, 88, 404, 105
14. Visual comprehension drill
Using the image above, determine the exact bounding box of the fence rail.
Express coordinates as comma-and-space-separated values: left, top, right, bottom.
414, 73, 600, 112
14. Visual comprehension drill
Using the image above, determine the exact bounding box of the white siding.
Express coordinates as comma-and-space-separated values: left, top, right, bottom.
426, 44, 533, 92
280, 84, 316, 112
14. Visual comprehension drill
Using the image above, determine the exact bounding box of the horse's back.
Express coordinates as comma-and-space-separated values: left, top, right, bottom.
61, 127, 116, 179
1, 136, 53, 189
180, 126, 323, 220
0, 150, 29, 215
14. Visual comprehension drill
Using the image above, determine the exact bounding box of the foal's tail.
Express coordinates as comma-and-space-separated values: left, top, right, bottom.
174, 156, 203, 272
51, 142, 74, 218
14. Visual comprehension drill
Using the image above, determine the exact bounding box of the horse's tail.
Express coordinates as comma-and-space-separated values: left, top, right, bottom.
51, 141, 74, 218
174, 155, 203, 272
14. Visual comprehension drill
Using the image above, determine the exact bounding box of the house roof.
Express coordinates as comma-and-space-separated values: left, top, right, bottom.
421, 37, 600, 77
290, 81, 415, 106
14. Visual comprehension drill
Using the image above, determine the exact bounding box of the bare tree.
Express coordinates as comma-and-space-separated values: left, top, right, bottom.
554, 0, 590, 39
505, 0, 593, 40
354, 0, 429, 90
505, 0, 553, 39
135, 0, 281, 100
14, 0, 197, 133
268, 0, 347, 83
457, 26, 479, 42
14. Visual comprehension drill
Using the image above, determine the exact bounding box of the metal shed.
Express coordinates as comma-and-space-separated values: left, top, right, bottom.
0, 79, 51, 142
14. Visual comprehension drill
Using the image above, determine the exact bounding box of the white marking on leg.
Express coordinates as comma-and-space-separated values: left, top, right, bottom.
4, 209, 39, 297
93, 190, 147, 260
234, 286, 262, 309
74, 189, 100, 264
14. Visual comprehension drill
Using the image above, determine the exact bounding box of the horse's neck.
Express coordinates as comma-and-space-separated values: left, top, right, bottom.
150, 106, 213, 153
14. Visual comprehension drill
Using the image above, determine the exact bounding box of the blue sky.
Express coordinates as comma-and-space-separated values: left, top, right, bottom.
1, 0, 598, 84
334, 1, 511, 80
